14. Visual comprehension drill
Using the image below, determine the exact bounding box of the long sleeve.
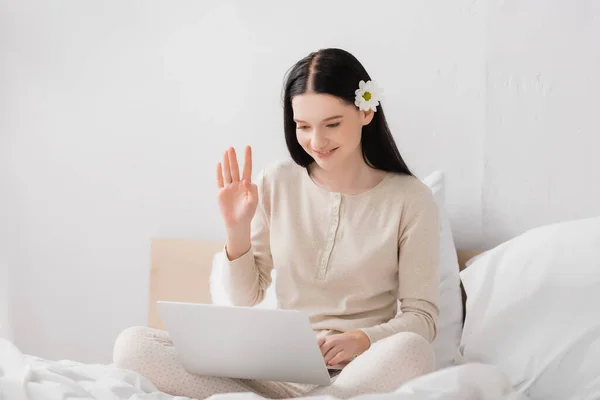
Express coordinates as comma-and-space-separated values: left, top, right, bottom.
221, 170, 275, 306
360, 188, 441, 344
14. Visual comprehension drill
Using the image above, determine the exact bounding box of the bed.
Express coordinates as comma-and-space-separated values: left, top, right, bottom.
2, 215, 599, 400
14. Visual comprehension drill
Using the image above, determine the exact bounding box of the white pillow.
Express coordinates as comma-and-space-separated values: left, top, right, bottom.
210, 170, 463, 370
458, 216, 600, 400
421, 171, 463, 370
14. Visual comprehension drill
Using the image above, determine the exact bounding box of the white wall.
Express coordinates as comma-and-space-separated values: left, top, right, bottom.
0, 18, 13, 341
482, 0, 600, 246
0, 260, 12, 341
0, 0, 598, 363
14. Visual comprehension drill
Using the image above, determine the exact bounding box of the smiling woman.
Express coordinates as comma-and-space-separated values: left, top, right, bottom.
113, 48, 440, 399
282, 49, 413, 195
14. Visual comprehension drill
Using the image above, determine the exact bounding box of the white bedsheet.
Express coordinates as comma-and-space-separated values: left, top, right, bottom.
0, 338, 525, 400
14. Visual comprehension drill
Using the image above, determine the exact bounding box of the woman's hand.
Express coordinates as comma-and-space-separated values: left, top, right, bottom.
318, 330, 371, 368
216, 146, 258, 259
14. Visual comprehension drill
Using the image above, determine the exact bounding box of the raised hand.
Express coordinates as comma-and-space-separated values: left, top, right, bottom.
216, 146, 258, 233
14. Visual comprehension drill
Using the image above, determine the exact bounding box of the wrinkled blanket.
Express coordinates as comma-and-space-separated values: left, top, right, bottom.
0, 338, 526, 400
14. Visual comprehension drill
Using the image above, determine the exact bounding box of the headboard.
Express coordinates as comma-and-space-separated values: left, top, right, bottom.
148, 238, 225, 329
148, 238, 484, 329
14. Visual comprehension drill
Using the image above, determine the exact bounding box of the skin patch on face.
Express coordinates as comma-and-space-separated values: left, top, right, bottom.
292, 93, 370, 170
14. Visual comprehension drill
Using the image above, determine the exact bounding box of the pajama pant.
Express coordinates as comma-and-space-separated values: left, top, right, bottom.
113, 326, 434, 399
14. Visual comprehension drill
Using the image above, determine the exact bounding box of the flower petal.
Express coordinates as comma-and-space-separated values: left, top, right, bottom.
354, 78, 385, 112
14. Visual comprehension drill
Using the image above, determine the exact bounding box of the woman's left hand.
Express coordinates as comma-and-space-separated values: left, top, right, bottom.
318, 330, 371, 368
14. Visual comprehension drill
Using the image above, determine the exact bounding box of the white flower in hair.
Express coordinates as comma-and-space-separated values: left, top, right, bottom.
354, 80, 383, 112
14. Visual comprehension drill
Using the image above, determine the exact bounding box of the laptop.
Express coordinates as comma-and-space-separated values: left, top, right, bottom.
156, 301, 332, 386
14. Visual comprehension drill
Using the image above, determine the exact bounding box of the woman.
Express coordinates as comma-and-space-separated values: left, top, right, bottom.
114, 48, 440, 399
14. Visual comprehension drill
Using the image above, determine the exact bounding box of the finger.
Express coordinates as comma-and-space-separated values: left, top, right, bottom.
242, 145, 252, 182
216, 162, 224, 188
222, 150, 232, 184
322, 341, 341, 361
317, 337, 326, 347
328, 351, 349, 367
319, 338, 337, 357
228, 147, 240, 182
324, 346, 343, 365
